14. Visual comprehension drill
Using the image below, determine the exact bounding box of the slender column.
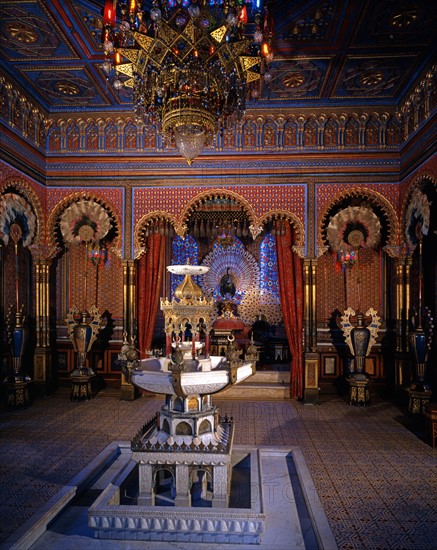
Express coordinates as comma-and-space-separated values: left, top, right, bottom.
395, 258, 405, 353
122, 260, 129, 335
120, 260, 138, 400
392, 254, 411, 388
122, 259, 138, 337
303, 259, 311, 353
405, 256, 412, 348
311, 259, 318, 352
33, 258, 52, 389
304, 257, 319, 404
128, 260, 137, 337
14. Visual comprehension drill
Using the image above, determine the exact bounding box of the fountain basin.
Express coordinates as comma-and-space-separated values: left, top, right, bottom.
132, 356, 254, 396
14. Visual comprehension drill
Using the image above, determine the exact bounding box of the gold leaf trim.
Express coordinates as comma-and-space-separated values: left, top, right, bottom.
210, 25, 227, 44
116, 63, 134, 78
133, 31, 154, 52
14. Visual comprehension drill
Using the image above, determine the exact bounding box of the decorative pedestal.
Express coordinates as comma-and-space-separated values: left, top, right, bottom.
407, 388, 432, 415
5, 381, 32, 408
304, 353, 319, 405
70, 375, 94, 401
348, 377, 370, 407
425, 404, 437, 448
120, 382, 137, 401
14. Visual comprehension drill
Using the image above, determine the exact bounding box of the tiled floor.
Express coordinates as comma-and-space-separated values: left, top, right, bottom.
1, 387, 436, 549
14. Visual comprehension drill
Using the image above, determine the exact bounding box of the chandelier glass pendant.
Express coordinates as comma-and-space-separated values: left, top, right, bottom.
102, 0, 272, 164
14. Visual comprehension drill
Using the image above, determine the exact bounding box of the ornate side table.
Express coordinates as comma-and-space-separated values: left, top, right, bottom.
5, 380, 32, 408
71, 375, 94, 401
348, 377, 371, 407
407, 388, 432, 415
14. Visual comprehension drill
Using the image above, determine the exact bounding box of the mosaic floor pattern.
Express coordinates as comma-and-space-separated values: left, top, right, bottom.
0, 388, 436, 549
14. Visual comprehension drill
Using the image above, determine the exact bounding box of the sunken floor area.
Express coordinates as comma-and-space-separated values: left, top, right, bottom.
0, 385, 436, 549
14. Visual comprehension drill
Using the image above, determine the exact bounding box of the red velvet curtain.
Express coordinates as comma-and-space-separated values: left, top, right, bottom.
275, 224, 304, 399
137, 233, 166, 358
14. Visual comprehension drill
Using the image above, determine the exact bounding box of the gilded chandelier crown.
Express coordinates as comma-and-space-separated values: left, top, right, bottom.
102, 0, 273, 164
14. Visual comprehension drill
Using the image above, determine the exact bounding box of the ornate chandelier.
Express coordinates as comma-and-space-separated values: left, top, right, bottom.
102, 1, 273, 164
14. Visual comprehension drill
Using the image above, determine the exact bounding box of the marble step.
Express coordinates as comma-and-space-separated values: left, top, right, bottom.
220, 371, 290, 400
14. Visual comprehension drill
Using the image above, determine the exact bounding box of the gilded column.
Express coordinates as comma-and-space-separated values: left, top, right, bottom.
120, 259, 138, 401
391, 252, 411, 388
122, 259, 129, 335
311, 259, 318, 352
128, 260, 137, 337
303, 258, 311, 353
122, 259, 137, 337
405, 255, 412, 340
32, 253, 55, 393
303, 257, 319, 404
303, 177, 319, 404
395, 257, 406, 353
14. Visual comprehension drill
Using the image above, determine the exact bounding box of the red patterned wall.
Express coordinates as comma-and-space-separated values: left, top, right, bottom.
63, 245, 123, 320
317, 248, 383, 324
133, 184, 306, 229
47, 187, 124, 226
316, 183, 401, 218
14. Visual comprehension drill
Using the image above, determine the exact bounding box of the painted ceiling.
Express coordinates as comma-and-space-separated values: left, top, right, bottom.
0, 0, 436, 116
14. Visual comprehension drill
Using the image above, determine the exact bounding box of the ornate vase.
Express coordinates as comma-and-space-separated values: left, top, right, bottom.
409, 326, 431, 392
7, 310, 27, 382
66, 306, 102, 376
340, 307, 380, 380
349, 313, 371, 379
73, 312, 94, 373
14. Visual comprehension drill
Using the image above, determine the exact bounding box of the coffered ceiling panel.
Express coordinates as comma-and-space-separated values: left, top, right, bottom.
0, 0, 435, 113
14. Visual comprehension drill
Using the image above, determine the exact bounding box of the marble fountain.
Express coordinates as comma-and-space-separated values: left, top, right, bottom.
88, 264, 267, 544
5, 265, 336, 549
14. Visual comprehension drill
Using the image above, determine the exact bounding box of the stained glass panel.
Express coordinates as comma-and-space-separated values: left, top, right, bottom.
171, 235, 199, 298
260, 233, 279, 299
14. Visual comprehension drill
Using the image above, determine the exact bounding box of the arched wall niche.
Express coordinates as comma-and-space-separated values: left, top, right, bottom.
47, 192, 124, 326
400, 173, 437, 334
316, 187, 399, 324
0, 177, 44, 248
47, 192, 122, 252
318, 186, 400, 256
400, 173, 437, 251
134, 211, 179, 257
258, 210, 305, 253
180, 189, 258, 238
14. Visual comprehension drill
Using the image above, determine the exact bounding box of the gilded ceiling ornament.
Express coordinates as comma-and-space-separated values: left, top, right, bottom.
60, 199, 112, 245
390, 8, 420, 28
326, 206, 381, 253
0, 193, 36, 247
405, 188, 430, 252
360, 70, 384, 87
55, 81, 80, 95
6, 23, 38, 44
283, 72, 306, 88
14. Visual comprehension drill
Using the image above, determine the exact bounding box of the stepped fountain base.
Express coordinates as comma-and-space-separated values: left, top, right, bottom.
89, 446, 264, 545
6, 441, 337, 549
